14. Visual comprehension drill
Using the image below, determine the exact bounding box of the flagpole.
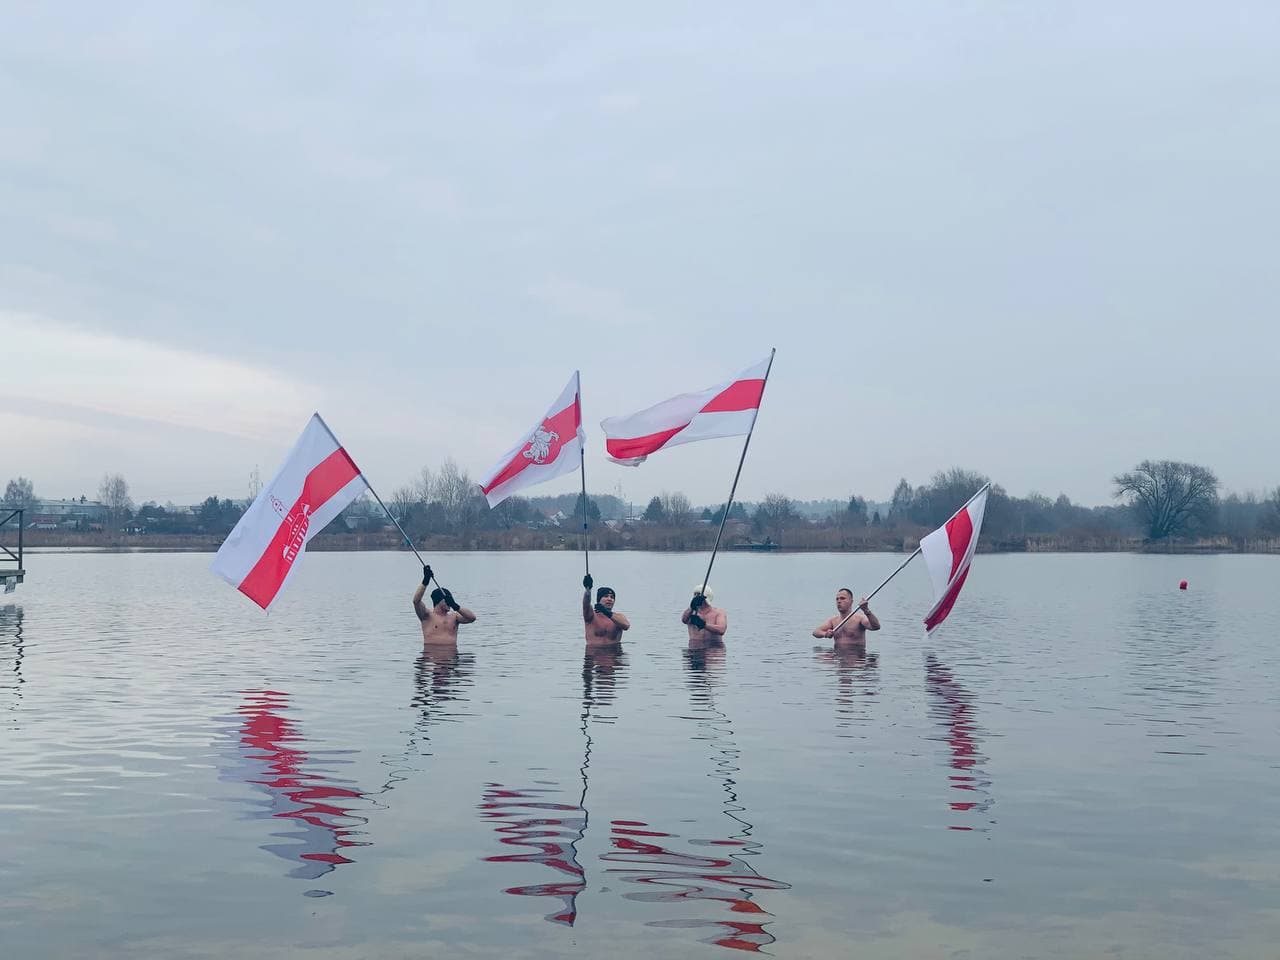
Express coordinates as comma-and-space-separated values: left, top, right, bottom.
829, 482, 991, 635
579, 446, 591, 578
697, 348, 776, 597
313, 413, 438, 582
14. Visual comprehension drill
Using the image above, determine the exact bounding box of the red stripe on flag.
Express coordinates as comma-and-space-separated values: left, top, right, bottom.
700, 378, 765, 414
924, 563, 971, 633
944, 507, 974, 581
605, 423, 688, 461
481, 397, 581, 495
238, 447, 361, 609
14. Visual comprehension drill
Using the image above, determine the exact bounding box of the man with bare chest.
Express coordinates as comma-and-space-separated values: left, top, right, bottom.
813, 587, 879, 644
413, 566, 476, 645
682, 585, 727, 643
583, 574, 630, 645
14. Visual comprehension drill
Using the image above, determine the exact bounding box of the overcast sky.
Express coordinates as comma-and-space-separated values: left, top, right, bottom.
4, 3, 1277, 508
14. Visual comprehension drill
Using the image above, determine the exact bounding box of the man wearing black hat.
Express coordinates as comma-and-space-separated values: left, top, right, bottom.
413, 565, 476, 645
582, 574, 630, 646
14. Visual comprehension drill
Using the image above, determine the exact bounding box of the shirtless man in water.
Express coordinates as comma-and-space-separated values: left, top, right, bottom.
413, 565, 476, 645
583, 574, 630, 645
813, 587, 880, 644
682, 586, 727, 643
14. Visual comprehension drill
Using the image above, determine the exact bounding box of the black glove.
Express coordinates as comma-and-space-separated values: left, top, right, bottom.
422, 565, 433, 586
689, 613, 707, 630
594, 602, 613, 620
443, 589, 459, 612
690, 593, 707, 610
583, 574, 593, 590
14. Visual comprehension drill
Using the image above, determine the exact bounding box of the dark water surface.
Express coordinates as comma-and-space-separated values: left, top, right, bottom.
2, 550, 1278, 959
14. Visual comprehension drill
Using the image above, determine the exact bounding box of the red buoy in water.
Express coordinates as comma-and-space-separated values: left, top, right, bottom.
1179, 580, 1188, 590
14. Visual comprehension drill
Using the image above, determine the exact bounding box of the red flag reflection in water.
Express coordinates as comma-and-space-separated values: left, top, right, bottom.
925, 656, 994, 831
479, 784, 587, 926
602, 818, 789, 953
232, 689, 369, 880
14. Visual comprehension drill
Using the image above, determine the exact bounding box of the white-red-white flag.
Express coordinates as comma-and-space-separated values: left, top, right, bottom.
211, 414, 367, 610
920, 486, 989, 634
479, 372, 585, 508
600, 355, 772, 465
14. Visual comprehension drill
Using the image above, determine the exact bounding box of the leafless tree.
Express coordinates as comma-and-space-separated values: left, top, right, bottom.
3, 476, 35, 510
1113, 460, 1219, 540
415, 466, 436, 504
435, 458, 474, 528
98, 473, 133, 525
390, 485, 419, 523
662, 491, 693, 526
492, 495, 532, 530
755, 493, 796, 540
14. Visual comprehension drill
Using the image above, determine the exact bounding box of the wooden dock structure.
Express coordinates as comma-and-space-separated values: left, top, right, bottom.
1, 508, 24, 588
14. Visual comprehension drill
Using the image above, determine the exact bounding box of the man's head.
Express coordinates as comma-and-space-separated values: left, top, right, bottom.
430, 587, 447, 608
596, 586, 616, 610
836, 588, 853, 614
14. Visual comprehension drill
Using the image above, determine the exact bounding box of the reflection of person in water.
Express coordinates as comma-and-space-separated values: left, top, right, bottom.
228, 689, 370, 881
815, 643, 880, 731
924, 654, 994, 831
413, 648, 474, 719
582, 642, 627, 715
596, 646, 789, 953
376, 647, 476, 796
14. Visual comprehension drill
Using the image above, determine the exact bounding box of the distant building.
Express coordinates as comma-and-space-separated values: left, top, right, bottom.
27, 498, 108, 531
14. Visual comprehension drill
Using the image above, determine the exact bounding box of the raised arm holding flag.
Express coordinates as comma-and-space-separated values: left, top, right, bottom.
212, 413, 459, 620
478, 372, 603, 629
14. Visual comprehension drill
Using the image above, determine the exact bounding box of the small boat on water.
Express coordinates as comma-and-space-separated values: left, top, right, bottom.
731, 538, 780, 552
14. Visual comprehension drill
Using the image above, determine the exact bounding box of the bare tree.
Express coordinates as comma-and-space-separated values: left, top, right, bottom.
1218, 492, 1261, 538
435, 458, 474, 529
98, 473, 133, 526
493, 495, 532, 530
390, 484, 419, 523
3, 476, 35, 510
415, 466, 436, 504
1113, 460, 1219, 540
915, 468, 990, 527
754, 493, 796, 541
661, 491, 693, 526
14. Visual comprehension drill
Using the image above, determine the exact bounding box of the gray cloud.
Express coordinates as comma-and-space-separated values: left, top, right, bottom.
5, 3, 1277, 506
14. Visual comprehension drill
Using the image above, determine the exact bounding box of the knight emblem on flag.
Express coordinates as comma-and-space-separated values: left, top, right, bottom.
479, 372, 585, 509
523, 424, 560, 464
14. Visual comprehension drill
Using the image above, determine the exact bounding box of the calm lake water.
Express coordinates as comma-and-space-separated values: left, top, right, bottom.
2, 550, 1278, 959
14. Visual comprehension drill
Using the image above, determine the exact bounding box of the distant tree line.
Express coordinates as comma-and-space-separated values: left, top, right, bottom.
7, 457, 1280, 547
